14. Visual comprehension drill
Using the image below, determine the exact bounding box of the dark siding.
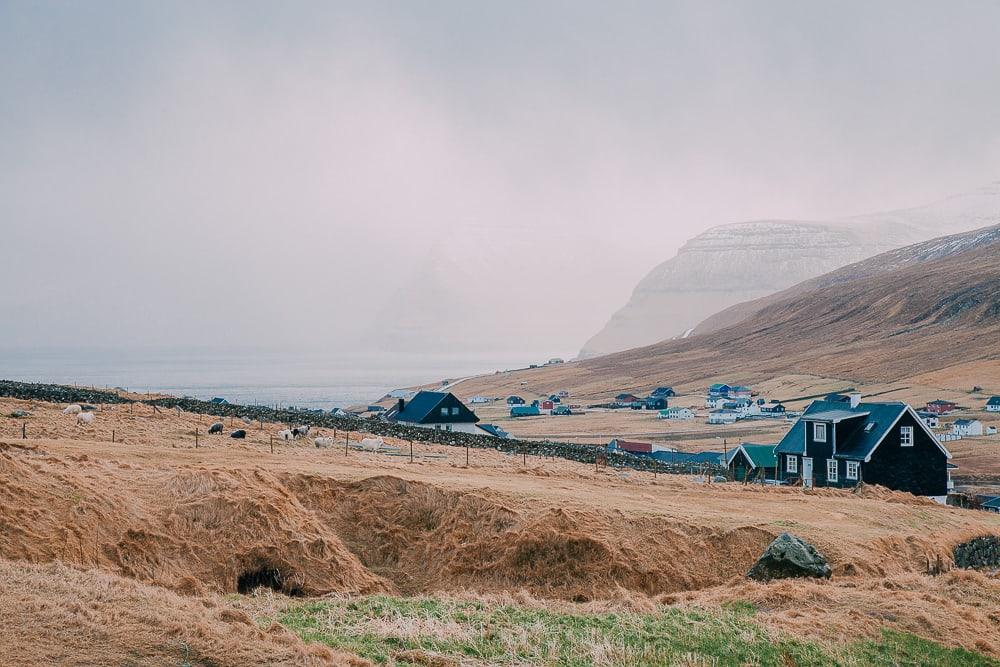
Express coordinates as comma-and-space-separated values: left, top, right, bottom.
861, 411, 948, 496
729, 449, 753, 481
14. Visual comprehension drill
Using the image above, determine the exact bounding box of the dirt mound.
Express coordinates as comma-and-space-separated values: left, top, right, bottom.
0, 451, 387, 596
0, 557, 367, 666
283, 473, 777, 598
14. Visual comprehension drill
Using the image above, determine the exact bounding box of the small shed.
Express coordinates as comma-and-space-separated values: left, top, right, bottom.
727, 443, 778, 482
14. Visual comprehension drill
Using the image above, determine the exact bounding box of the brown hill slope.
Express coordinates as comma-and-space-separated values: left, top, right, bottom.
459, 237, 1000, 398
694, 223, 1000, 335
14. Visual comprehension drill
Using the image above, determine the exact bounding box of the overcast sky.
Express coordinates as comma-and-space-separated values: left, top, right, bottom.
3, 0, 1000, 361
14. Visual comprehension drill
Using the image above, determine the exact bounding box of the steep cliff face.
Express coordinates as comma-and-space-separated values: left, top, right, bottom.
580, 183, 1000, 357
578, 220, 892, 357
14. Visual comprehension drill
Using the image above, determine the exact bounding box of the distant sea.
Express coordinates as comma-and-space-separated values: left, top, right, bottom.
0, 347, 529, 410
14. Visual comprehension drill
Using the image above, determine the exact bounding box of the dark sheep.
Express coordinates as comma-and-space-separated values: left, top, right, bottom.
208, 422, 224, 434
230, 429, 247, 439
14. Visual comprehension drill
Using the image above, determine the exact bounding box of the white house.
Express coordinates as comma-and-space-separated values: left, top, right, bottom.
705, 395, 728, 409
469, 395, 491, 404
952, 419, 984, 437
986, 396, 1000, 412
917, 411, 940, 428
708, 409, 740, 425
658, 407, 695, 420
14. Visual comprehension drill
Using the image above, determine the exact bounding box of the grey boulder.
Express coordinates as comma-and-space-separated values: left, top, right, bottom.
747, 532, 832, 581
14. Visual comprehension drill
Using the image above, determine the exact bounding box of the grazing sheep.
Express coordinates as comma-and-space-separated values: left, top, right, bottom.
314, 436, 333, 448
77, 412, 94, 425
80, 404, 97, 412
278, 429, 294, 441
230, 429, 246, 439
63, 404, 82, 415
208, 422, 224, 435
359, 437, 384, 452
292, 425, 310, 438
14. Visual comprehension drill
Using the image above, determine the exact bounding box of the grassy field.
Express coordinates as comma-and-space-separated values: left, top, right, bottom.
267, 594, 998, 667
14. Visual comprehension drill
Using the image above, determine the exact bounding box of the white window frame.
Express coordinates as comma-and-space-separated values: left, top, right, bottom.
440, 407, 449, 417
900, 425, 914, 447
451, 406, 460, 415
786, 455, 798, 473
813, 422, 827, 442
846, 461, 859, 480
827, 459, 838, 482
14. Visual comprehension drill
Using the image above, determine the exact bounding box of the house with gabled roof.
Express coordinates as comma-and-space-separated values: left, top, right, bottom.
726, 443, 778, 482
775, 395, 953, 500
925, 399, 957, 415
659, 407, 695, 420
952, 419, 984, 437
650, 386, 676, 398
384, 391, 480, 434
986, 396, 1000, 412
707, 383, 731, 398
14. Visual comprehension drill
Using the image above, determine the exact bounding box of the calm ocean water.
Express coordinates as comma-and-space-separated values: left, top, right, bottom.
0, 348, 527, 409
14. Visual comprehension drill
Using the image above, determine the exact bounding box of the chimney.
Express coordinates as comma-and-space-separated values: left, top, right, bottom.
397, 398, 405, 413
849, 392, 862, 408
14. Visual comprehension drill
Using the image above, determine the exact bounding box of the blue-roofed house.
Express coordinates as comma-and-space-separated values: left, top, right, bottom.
708, 383, 731, 398
650, 386, 676, 398
987, 396, 1000, 412
476, 423, 510, 439
775, 395, 953, 500
384, 391, 480, 434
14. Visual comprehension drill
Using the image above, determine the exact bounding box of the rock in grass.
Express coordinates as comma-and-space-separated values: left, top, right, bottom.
747, 532, 831, 581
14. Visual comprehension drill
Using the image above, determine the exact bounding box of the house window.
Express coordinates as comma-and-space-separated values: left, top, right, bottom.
900, 426, 913, 446
445, 424, 452, 431
441, 407, 449, 417
827, 459, 838, 482
846, 461, 859, 480
451, 407, 459, 415
786, 455, 798, 473
813, 422, 827, 442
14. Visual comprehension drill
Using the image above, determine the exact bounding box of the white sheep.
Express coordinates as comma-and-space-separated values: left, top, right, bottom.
314, 436, 333, 448
77, 412, 94, 425
292, 425, 310, 438
278, 429, 294, 441
359, 437, 384, 452
63, 404, 82, 415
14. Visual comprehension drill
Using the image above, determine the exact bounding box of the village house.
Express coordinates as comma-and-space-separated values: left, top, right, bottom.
510, 405, 540, 417
917, 411, 940, 428
722, 397, 752, 415
924, 399, 957, 415
775, 393, 953, 501
759, 401, 786, 416
644, 396, 669, 410
707, 383, 731, 398
987, 396, 1000, 412
952, 419, 984, 437
384, 391, 480, 434
729, 385, 753, 399
557, 390, 570, 398
705, 395, 729, 409
650, 386, 676, 398
726, 443, 778, 482
658, 407, 695, 420
506, 395, 525, 406
469, 395, 491, 404
476, 423, 509, 438
607, 439, 675, 456
614, 393, 641, 407
708, 408, 740, 424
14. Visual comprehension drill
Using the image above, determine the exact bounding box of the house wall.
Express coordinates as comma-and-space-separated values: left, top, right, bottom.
861, 411, 948, 496
415, 422, 481, 434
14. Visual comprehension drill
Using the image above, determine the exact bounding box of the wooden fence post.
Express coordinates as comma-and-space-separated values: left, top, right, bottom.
410, 440, 414, 464
466, 443, 470, 467
112, 430, 115, 444
195, 428, 199, 448
270, 436, 274, 454
345, 432, 349, 456
22, 422, 26, 440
